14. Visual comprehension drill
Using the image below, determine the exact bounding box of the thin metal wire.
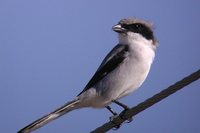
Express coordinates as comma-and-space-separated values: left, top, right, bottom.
91, 69, 200, 133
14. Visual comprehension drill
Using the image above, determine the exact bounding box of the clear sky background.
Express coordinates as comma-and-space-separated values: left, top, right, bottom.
0, 0, 200, 133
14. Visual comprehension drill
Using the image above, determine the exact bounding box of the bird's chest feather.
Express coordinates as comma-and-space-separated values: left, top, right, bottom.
100, 44, 154, 99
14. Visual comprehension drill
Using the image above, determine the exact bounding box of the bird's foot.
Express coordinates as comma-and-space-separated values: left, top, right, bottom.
119, 108, 134, 123
109, 114, 122, 130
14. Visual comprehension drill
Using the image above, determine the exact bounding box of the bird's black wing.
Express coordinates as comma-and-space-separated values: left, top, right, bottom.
78, 44, 129, 96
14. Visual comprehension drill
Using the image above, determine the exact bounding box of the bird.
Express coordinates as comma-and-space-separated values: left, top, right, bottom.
18, 17, 157, 133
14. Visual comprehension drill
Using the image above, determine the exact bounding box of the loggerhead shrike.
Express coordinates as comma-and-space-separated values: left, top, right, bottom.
18, 18, 157, 133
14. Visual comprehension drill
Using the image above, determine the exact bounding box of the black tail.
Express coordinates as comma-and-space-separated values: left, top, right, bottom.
18, 99, 80, 133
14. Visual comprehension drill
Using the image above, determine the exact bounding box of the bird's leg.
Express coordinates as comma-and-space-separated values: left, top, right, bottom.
106, 106, 117, 116
112, 100, 133, 123
106, 106, 121, 129
106, 106, 118, 122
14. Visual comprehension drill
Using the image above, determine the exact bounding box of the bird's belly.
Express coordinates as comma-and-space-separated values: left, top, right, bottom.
94, 58, 151, 105
79, 57, 152, 108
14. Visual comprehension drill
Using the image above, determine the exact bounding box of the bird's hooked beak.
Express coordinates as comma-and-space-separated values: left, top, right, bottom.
112, 24, 126, 33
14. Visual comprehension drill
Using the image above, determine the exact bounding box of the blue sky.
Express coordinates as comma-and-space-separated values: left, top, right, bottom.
0, 0, 200, 133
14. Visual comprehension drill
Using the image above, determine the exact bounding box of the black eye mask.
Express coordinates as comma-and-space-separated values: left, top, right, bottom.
121, 23, 154, 41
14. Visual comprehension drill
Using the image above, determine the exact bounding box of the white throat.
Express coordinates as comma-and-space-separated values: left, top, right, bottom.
119, 32, 154, 47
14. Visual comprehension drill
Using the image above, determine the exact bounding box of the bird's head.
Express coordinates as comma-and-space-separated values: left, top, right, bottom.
113, 18, 157, 47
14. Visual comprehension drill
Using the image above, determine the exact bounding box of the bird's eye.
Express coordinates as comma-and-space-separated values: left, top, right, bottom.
135, 24, 140, 28
127, 23, 144, 32
134, 24, 142, 30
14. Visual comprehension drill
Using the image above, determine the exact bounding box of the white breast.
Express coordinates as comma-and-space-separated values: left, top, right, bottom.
105, 32, 156, 102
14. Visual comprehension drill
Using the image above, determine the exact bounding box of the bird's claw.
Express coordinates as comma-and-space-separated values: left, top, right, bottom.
109, 109, 134, 130
109, 115, 122, 130
120, 109, 134, 123
109, 114, 118, 121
